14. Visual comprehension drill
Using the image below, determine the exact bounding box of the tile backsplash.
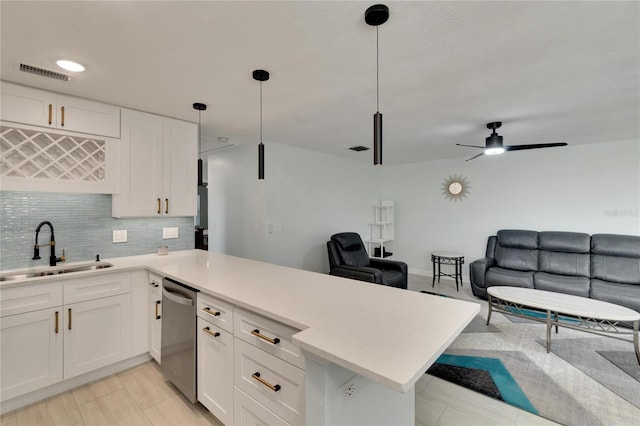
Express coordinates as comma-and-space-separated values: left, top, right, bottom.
0, 191, 194, 271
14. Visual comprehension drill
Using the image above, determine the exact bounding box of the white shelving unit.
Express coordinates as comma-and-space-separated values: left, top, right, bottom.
367, 200, 395, 259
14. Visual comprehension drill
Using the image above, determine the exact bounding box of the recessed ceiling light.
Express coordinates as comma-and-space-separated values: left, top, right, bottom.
56, 60, 85, 73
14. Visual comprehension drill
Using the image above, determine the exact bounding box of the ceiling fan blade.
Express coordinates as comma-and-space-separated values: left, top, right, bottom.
465, 152, 485, 162
504, 142, 567, 151
456, 143, 485, 149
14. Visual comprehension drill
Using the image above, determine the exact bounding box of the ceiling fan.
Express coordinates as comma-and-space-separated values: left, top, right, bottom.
457, 122, 567, 161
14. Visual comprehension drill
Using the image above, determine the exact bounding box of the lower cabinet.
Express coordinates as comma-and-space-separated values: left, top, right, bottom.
0, 272, 133, 403
234, 387, 291, 426
0, 307, 63, 401
63, 294, 131, 379
197, 317, 234, 426
148, 273, 162, 363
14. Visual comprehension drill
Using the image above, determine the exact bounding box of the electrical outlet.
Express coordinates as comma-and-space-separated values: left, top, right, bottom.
163, 227, 179, 239
112, 230, 127, 243
339, 375, 362, 405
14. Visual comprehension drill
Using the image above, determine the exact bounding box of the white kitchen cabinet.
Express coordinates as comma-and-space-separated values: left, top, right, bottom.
0, 308, 63, 401
112, 108, 197, 217
63, 294, 131, 379
197, 317, 234, 426
148, 273, 162, 363
234, 387, 291, 426
130, 270, 149, 357
0, 81, 120, 138
0, 272, 133, 402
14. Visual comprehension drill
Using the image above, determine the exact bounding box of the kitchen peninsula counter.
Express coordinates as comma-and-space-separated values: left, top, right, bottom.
2, 249, 479, 424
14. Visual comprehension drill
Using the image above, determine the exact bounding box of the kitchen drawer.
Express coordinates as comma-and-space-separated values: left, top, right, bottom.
234, 387, 291, 426
234, 339, 304, 425
234, 308, 304, 369
0, 283, 63, 317
197, 292, 233, 333
64, 272, 131, 304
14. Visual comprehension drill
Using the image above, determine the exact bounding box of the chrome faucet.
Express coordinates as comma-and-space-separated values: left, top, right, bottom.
33, 221, 65, 267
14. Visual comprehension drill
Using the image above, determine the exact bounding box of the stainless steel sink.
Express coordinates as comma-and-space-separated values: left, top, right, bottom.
0, 262, 113, 281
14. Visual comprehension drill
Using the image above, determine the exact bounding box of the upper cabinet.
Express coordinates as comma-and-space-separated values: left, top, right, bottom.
0, 81, 120, 138
112, 108, 197, 217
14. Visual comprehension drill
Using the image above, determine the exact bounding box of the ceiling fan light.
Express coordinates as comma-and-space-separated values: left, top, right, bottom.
485, 147, 505, 155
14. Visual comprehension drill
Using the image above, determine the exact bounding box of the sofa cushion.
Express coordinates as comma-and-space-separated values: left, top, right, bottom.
591, 279, 640, 313
590, 234, 640, 286
591, 234, 640, 258
534, 272, 590, 297
497, 230, 538, 249
331, 233, 370, 267
538, 251, 590, 277
495, 230, 538, 272
539, 231, 590, 253
486, 267, 534, 289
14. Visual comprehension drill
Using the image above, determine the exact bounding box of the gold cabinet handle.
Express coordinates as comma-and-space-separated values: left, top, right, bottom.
251, 329, 280, 345
48, 104, 53, 125
155, 300, 161, 320
149, 281, 159, 288
202, 307, 221, 317
165, 198, 169, 214
68, 308, 72, 330
202, 326, 220, 338
252, 372, 281, 392
157, 198, 161, 214
55, 311, 59, 334
61, 106, 65, 127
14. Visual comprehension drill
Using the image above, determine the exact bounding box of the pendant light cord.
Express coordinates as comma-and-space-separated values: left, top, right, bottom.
376, 25, 380, 113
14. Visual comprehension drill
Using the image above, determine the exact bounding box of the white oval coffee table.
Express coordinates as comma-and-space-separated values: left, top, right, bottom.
487, 286, 640, 364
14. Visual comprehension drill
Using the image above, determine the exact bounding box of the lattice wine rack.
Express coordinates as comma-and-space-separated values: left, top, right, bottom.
0, 126, 106, 182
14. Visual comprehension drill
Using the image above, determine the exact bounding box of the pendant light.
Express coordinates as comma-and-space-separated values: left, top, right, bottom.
193, 102, 207, 187
253, 69, 270, 180
365, 4, 389, 166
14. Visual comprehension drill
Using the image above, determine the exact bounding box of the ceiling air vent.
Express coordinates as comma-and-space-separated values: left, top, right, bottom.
19, 63, 70, 82
349, 145, 369, 152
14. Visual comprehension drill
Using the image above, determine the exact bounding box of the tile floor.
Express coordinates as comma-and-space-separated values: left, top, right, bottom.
0, 362, 222, 426
410, 275, 558, 426
0, 275, 558, 426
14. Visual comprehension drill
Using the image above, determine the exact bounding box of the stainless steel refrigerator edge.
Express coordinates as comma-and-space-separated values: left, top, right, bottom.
160, 277, 198, 403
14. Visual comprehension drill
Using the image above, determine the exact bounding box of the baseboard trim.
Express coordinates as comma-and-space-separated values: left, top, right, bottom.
0, 353, 151, 414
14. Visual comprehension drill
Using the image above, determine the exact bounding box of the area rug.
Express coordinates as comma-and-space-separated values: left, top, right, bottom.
425, 309, 640, 425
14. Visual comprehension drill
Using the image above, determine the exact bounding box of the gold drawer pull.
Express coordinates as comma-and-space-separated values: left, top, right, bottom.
68, 308, 72, 330
202, 307, 221, 317
251, 329, 280, 345
157, 198, 161, 214
203, 326, 220, 338
55, 311, 59, 334
155, 300, 161, 320
165, 198, 169, 214
60, 106, 65, 127
48, 104, 53, 125
252, 372, 281, 392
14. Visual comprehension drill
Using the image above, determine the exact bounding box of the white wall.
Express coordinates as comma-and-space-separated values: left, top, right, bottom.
208, 143, 376, 272
380, 139, 640, 277
209, 139, 640, 277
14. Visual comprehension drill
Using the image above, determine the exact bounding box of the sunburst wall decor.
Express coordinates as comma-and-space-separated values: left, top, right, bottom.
441, 174, 471, 202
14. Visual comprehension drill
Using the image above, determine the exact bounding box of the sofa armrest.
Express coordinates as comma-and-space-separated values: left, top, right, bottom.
330, 265, 383, 283
369, 258, 408, 275
470, 257, 496, 290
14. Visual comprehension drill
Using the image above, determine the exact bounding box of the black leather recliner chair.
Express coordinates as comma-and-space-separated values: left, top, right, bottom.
327, 232, 408, 289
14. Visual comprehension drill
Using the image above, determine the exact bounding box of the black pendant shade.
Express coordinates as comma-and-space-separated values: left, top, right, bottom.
253, 69, 270, 180
366, 4, 389, 166
373, 112, 383, 165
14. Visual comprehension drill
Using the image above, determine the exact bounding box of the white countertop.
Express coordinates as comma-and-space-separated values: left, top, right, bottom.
1, 249, 480, 393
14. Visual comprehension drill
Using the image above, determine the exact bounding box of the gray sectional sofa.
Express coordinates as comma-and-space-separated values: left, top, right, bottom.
470, 230, 640, 313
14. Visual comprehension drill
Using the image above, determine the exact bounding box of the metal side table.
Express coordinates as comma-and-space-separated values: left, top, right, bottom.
431, 251, 464, 291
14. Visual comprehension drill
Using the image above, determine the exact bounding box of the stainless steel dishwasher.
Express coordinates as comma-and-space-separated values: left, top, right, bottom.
160, 277, 199, 403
